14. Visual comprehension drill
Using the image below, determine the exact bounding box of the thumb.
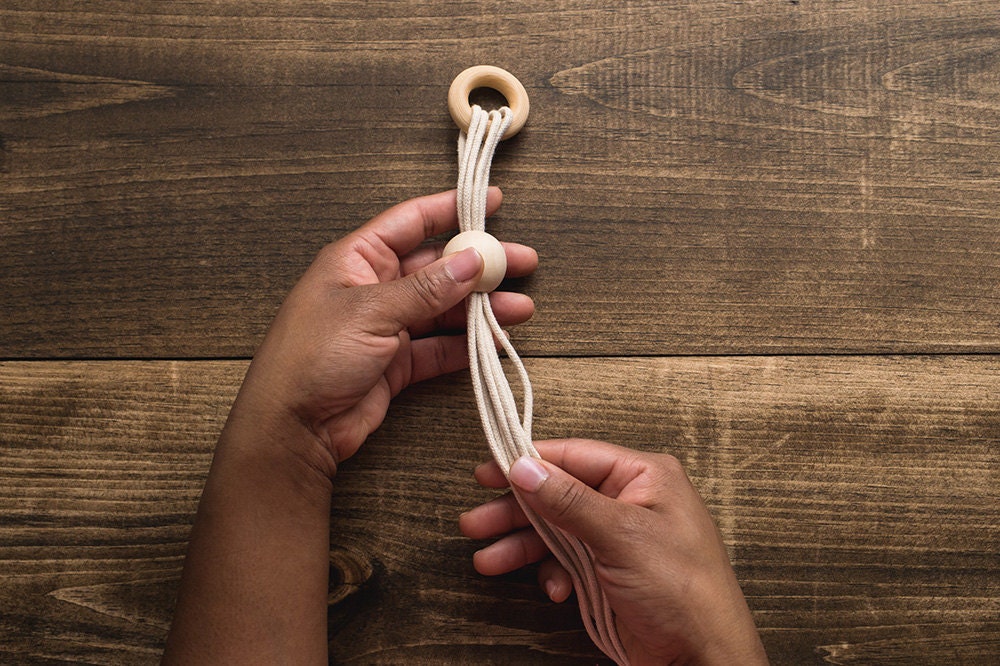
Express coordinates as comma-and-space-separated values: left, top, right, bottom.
369, 247, 482, 333
509, 455, 635, 558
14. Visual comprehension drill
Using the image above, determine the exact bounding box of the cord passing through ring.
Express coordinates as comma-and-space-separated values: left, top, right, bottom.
448, 65, 530, 140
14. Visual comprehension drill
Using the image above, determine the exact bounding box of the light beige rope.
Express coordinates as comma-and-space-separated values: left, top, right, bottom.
450, 87, 629, 665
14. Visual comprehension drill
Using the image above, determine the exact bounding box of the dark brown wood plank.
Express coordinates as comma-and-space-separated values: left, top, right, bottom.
3, 1, 1000, 357
1, 357, 996, 664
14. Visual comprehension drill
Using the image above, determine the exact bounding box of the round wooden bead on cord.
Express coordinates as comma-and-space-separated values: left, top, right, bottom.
443, 230, 507, 293
448, 65, 530, 140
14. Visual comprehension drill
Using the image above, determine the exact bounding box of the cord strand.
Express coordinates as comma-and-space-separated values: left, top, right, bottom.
456, 105, 628, 666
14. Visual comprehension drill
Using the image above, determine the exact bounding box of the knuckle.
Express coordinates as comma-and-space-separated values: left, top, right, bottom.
548, 480, 589, 522
655, 452, 686, 480
428, 338, 450, 374
407, 269, 448, 310
314, 240, 348, 273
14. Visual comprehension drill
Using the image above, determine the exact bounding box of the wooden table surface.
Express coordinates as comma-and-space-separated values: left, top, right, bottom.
2, 1, 998, 663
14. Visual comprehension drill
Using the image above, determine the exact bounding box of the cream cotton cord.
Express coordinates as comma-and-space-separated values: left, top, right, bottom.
454, 103, 629, 666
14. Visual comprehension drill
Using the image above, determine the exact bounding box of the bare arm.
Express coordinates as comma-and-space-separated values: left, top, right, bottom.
162, 189, 537, 664
162, 412, 334, 664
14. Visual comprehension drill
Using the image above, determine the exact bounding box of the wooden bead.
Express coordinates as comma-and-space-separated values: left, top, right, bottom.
448, 65, 530, 140
443, 230, 507, 292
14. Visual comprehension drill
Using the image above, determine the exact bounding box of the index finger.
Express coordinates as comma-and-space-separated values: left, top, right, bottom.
353, 188, 503, 258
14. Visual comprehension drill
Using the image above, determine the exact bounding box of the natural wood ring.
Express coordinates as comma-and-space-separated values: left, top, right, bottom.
448, 65, 529, 140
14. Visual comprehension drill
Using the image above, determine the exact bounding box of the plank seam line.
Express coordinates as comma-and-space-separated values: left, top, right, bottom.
2, 351, 1000, 363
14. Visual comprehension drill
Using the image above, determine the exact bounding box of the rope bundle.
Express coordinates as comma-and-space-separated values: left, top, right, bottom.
453, 95, 629, 665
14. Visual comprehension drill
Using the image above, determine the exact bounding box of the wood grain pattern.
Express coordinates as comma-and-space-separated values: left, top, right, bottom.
1, 358, 996, 664
3, 2, 998, 664
3, 1, 1000, 356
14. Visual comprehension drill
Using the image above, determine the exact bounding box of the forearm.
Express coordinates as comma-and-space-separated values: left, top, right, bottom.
161, 189, 522, 663
163, 412, 335, 665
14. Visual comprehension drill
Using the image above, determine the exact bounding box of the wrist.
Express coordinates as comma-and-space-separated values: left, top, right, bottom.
691, 629, 767, 666
221, 385, 339, 488
687, 590, 768, 666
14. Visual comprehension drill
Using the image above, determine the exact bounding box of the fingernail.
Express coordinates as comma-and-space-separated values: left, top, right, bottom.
544, 579, 558, 601
509, 456, 548, 493
444, 247, 483, 283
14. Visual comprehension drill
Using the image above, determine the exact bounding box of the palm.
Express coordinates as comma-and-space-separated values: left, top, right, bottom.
250, 189, 536, 465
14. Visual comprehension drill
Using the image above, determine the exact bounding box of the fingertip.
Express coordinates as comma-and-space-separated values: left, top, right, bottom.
502, 242, 539, 278
544, 579, 572, 603
472, 531, 549, 576
488, 291, 535, 326
473, 460, 509, 488
470, 542, 512, 576
539, 559, 574, 603
471, 548, 490, 575
486, 186, 503, 214
473, 461, 491, 482
457, 510, 473, 537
